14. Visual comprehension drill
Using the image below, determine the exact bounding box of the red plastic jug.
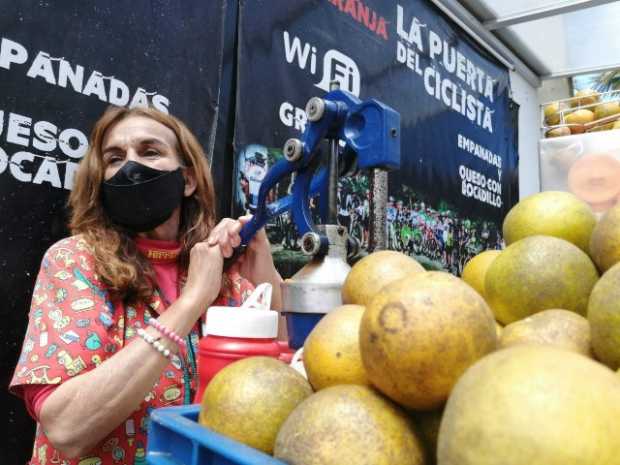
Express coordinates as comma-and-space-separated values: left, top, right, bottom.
194, 304, 286, 403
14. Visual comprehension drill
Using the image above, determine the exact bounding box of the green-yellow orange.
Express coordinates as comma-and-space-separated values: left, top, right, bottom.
503, 191, 596, 252
544, 102, 560, 125
546, 126, 571, 138
360, 271, 497, 410
572, 89, 599, 107
461, 250, 501, 298
594, 101, 620, 120
274, 385, 425, 465
485, 235, 599, 324
198, 357, 312, 454
589, 203, 620, 272
565, 109, 595, 126
588, 262, 620, 370
342, 250, 424, 306
438, 345, 620, 465
499, 309, 592, 357
303, 304, 369, 390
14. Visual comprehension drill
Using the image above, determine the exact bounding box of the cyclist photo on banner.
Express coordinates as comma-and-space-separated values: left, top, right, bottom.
235, 144, 270, 214
384, 191, 503, 275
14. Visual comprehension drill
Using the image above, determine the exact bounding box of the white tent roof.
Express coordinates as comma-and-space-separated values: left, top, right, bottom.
433, 0, 620, 86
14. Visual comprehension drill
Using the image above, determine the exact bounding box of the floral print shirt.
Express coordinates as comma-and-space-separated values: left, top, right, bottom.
9, 235, 254, 465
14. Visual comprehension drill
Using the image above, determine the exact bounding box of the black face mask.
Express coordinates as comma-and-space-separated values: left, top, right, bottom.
101, 161, 186, 232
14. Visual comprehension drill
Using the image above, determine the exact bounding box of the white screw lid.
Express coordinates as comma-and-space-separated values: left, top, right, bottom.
205, 308, 279, 338
203, 283, 278, 338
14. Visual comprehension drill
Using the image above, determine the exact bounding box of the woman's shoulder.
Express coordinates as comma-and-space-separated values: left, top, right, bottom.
42, 234, 96, 269
45, 234, 92, 253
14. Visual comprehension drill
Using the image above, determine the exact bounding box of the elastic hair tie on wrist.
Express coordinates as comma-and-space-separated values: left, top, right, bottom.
137, 327, 172, 360
147, 318, 187, 349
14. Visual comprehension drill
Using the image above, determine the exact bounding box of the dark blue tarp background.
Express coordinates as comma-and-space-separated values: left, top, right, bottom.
0, 0, 518, 462
233, 0, 518, 272
0, 2, 226, 462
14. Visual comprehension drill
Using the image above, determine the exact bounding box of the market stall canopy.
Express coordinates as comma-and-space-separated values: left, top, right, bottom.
432, 0, 620, 85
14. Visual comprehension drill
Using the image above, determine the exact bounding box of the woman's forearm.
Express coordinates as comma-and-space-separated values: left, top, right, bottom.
269, 270, 284, 311
39, 295, 202, 458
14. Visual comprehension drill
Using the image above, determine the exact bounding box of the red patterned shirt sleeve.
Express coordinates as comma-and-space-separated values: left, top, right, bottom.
9, 236, 119, 397
212, 269, 255, 307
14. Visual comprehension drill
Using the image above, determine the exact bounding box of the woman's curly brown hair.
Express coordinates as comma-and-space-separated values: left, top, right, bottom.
68, 106, 216, 303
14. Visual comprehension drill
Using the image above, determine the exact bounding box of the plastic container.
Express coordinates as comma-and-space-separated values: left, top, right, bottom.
195, 333, 281, 403
276, 341, 294, 363
283, 312, 324, 349
147, 404, 287, 465
195, 284, 290, 403
539, 130, 620, 214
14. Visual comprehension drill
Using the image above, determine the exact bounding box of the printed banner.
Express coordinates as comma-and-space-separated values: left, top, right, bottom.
234, 0, 518, 274
0, 2, 226, 462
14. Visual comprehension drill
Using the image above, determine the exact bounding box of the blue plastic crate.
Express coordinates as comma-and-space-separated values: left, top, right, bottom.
147, 404, 289, 465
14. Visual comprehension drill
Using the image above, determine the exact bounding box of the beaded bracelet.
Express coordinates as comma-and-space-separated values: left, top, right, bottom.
147, 318, 187, 349
137, 327, 172, 360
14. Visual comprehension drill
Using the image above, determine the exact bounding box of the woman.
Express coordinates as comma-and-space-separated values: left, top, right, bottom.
10, 106, 283, 464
